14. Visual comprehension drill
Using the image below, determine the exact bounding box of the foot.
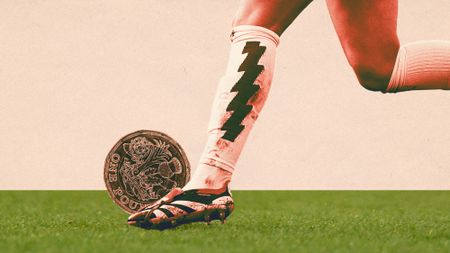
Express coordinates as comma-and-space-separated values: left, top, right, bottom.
127, 185, 234, 230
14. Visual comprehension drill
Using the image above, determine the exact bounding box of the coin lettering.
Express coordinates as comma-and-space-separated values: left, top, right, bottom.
104, 130, 190, 214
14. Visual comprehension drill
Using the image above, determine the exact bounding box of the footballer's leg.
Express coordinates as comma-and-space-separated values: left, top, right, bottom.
184, 0, 313, 191
128, 0, 314, 229
327, 0, 450, 92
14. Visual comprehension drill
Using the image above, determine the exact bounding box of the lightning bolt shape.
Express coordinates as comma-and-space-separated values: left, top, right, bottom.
221, 41, 266, 142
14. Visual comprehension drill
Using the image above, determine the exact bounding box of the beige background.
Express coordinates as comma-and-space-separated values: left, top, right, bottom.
1, 0, 450, 190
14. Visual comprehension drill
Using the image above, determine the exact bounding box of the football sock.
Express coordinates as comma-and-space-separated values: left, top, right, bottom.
385, 41, 450, 92
183, 25, 280, 190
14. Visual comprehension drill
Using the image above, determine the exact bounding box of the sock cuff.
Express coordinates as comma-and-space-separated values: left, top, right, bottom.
231, 25, 280, 46
385, 41, 450, 93
401, 40, 450, 73
385, 46, 407, 93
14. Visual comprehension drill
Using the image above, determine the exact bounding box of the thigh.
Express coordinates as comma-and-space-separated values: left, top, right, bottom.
233, 0, 314, 36
326, 0, 400, 82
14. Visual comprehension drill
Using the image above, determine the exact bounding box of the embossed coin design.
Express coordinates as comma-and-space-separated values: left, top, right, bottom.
104, 130, 190, 214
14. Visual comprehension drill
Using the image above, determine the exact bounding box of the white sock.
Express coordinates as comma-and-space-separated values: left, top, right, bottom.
183, 25, 280, 190
385, 41, 450, 93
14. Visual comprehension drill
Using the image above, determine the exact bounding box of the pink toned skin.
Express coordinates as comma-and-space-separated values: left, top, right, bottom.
232, 0, 400, 92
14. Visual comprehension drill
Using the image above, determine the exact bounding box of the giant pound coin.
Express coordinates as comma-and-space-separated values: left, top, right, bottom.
104, 130, 190, 214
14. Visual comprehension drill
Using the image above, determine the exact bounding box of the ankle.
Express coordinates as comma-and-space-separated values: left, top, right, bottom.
183, 166, 232, 190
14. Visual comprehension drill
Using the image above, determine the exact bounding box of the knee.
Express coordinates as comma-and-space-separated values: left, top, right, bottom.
351, 46, 400, 92
344, 38, 400, 92
352, 65, 393, 92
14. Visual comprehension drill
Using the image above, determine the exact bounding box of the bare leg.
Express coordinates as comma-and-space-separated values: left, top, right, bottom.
326, 0, 400, 91
327, 0, 450, 92
233, 0, 314, 35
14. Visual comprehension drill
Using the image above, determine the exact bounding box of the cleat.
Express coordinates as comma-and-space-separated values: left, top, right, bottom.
205, 213, 211, 225
219, 210, 226, 219
127, 185, 234, 230
219, 210, 226, 224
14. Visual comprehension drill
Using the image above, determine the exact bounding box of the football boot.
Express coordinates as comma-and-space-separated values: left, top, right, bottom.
127, 185, 234, 229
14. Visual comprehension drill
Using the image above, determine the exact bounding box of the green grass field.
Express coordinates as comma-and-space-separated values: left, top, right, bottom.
1, 191, 449, 253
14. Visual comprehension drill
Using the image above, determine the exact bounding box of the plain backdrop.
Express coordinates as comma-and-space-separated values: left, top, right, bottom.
1, 0, 450, 189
